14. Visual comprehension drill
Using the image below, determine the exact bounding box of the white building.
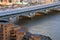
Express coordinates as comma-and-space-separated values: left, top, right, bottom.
54, 0, 60, 2
22, 0, 59, 4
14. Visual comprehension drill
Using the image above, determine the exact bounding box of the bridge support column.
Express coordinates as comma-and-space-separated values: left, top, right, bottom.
8, 15, 17, 23
9, 16, 14, 23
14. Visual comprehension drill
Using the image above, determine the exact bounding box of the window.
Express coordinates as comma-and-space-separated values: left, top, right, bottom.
5, 28, 7, 30
5, 32, 7, 33
20, 0, 23, 2
1, 24, 3, 27
10, 35, 16, 40
0, 27, 3, 30
0, 0, 3, 2
5, 25, 7, 28
10, 30, 14, 34
0, 34, 3, 36
9, 0, 11, 3
5, 35, 7, 36
0, 38, 3, 40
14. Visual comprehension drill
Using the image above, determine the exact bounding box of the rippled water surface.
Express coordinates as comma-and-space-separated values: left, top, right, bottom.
16, 13, 60, 40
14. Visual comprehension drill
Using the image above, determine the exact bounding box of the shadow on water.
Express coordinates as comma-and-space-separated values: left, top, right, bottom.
0, 19, 8, 23
15, 9, 60, 31
16, 11, 60, 27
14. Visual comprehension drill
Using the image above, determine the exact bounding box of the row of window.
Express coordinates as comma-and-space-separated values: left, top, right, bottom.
0, 0, 2, 2
0, 0, 13, 3
0, 34, 3, 36
0, 0, 23, 3
0, 34, 8, 40
10, 35, 16, 40
0, 37, 3, 40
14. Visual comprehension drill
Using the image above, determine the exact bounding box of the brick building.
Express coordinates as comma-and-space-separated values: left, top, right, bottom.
0, 19, 52, 40
0, 19, 14, 40
0, 19, 21, 40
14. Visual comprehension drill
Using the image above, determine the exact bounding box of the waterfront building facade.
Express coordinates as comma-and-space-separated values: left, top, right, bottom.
0, 0, 59, 5
0, 22, 14, 40
0, 19, 52, 40
0, 0, 20, 5
0, 22, 26, 40
0, 20, 21, 40
44, 0, 54, 4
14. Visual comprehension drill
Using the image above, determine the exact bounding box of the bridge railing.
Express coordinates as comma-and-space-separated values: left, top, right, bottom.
0, 2, 60, 17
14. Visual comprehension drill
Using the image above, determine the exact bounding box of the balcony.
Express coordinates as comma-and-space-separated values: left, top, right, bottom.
10, 34, 16, 36
10, 35, 16, 40
0, 31, 3, 34
10, 30, 15, 34
0, 27, 3, 30
0, 34, 3, 37
0, 32, 3, 34
0, 37, 3, 40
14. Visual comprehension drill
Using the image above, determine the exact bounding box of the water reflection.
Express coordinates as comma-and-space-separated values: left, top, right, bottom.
16, 12, 60, 40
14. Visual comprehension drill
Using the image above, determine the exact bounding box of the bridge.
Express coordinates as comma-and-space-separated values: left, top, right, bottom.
0, 2, 60, 16
0, 2, 60, 21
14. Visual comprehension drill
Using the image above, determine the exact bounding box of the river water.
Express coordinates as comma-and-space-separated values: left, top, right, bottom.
16, 13, 60, 40
0, 5, 60, 40
1, 11, 60, 40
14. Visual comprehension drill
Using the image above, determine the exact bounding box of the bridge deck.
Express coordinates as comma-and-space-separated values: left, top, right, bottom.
0, 2, 60, 16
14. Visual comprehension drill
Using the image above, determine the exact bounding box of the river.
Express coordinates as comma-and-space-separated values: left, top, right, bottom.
1, 10, 60, 40
16, 13, 60, 40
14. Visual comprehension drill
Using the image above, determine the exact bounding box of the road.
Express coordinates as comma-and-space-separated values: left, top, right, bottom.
0, 2, 60, 16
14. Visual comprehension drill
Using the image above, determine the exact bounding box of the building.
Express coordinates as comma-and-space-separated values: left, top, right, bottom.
0, 0, 59, 6
0, 22, 26, 40
53, 0, 60, 2
0, 19, 21, 40
0, 19, 14, 40
22, 0, 60, 4
0, 0, 20, 5
0, 19, 27, 40
10, 27, 21, 40
0, 19, 52, 40
41, 0, 60, 4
